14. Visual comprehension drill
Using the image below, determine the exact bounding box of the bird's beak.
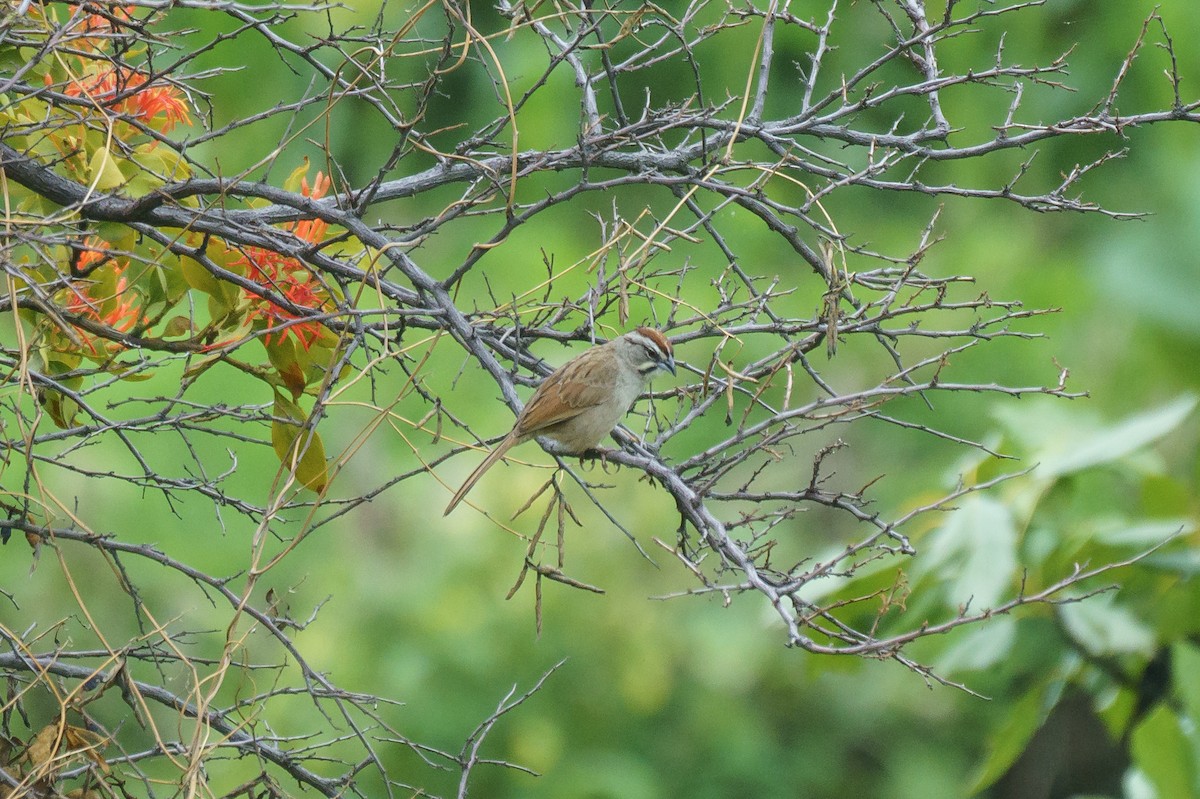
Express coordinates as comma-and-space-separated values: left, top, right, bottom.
663, 357, 676, 376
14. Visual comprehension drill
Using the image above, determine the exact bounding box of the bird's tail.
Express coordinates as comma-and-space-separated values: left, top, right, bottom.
443, 434, 517, 515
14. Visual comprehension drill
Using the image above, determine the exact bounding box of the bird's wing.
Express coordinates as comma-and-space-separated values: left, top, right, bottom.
514, 367, 609, 437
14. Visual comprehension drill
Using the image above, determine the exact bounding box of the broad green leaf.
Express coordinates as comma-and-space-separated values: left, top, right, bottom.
1130, 705, 1197, 799
1088, 518, 1192, 549
283, 158, 312, 192
917, 495, 1017, 610
180, 255, 223, 296
992, 394, 1197, 481
90, 260, 121, 297
94, 222, 137, 253
1058, 597, 1156, 657
967, 686, 1051, 794
311, 324, 341, 351
146, 253, 191, 307
265, 334, 309, 397
271, 392, 328, 492
40, 390, 79, 429
125, 170, 161, 200
272, 392, 306, 427
1139, 473, 1193, 516
935, 616, 1017, 674
131, 142, 191, 181
32, 350, 84, 427
88, 144, 126, 190
1172, 642, 1200, 729
1043, 395, 1195, 478
206, 291, 235, 324
163, 316, 193, 337
45, 349, 83, 375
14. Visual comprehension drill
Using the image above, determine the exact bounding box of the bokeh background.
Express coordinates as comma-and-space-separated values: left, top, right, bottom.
5, 1, 1200, 797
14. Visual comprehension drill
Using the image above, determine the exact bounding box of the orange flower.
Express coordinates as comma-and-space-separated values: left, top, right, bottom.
234, 172, 333, 350
65, 262, 141, 355
65, 66, 190, 133
238, 262, 328, 350
302, 173, 330, 199
73, 5, 136, 50
241, 259, 330, 350
291, 173, 331, 244
75, 236, 110, 272
124, 79, 190, 132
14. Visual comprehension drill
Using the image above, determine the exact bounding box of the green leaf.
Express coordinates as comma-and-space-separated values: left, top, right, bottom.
1130, 704, 1197, 799
87, 144, 127, 190
94, 222, 137, 253
131, 142, 191, 181
39, 389, 79, 429
1041, 395, 1196, 478
917, 495, 1018, 610
1088, 518, 1192, 549
206, 291, 237, 325
1140, 473, 1193, 516
163, 315, 193, 337
1058, 596, 1156, 657
180, 255, 223, 296
1172, 642, 1200, 729
967, 686, 1051, 794
32, 350, 85, 428
935, 616, 1017, 674
151, 253, 191, 307
271, 392, 328, 492
265, 334, 309, 397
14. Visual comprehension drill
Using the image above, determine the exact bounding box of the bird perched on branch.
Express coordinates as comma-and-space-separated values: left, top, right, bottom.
444, 327, 676, 515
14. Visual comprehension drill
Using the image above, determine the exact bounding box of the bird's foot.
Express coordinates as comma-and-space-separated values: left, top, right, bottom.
579, 446, 617, 473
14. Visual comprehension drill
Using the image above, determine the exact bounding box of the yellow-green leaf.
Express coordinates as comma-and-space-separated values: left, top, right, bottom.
1131, 705, 1194, 799
182, 353, 222, 381
180, 255, 223, 296
94, 222, 137, 253
88, 144, 126, 190
265, 334, 310, 397
283, 158, 312, 192
271, 393, 328, 492
103, 362, 154, 381
132, 142, 191, 181
163, 315, 192, 337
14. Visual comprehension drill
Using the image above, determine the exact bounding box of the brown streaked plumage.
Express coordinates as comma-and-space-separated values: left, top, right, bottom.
444, 328, 674, 515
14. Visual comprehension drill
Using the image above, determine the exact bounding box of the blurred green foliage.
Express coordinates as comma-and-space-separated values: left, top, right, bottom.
3, 1, 1200, 797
